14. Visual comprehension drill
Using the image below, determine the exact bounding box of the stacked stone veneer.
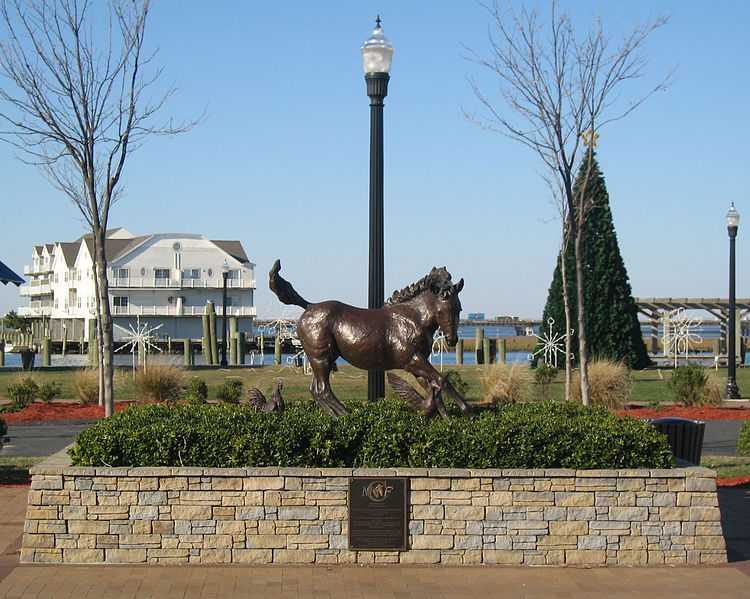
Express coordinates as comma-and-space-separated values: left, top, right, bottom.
22, 450, 726, 565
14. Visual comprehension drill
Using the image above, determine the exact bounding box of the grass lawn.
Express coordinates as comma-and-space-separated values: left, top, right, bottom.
0, 456, 45, 484
1, 362, 750, 405
701, 455, 750, 479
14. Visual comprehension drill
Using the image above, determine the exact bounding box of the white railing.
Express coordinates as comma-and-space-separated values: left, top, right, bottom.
20, 281, 52, 296
110, 305, 257, 317
18, 306, 53, 317
110, 277, 256, 290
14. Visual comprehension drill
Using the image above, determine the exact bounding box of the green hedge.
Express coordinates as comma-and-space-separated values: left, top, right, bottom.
68, 399, 674, 470
738, 420, 750, 456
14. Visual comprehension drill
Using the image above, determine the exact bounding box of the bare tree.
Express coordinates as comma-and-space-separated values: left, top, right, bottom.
0, 0, 198, 416
465, 0, 671, 404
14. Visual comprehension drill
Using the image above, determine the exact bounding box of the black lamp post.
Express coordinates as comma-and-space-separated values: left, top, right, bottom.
362, 16, 393, 402
220, 259, 229, 367
725, 204, 740, 399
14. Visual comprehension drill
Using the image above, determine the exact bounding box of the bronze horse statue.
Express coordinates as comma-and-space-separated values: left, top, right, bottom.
269, 259, 474, 419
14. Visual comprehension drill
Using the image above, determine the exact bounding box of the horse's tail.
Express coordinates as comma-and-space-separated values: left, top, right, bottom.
269, 259, 310, 309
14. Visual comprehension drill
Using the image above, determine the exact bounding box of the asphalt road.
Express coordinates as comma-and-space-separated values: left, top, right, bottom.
0, 418, 745, 460
2, 419, 97, 458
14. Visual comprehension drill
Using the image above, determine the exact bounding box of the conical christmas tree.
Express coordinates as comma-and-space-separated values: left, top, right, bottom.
536, 153, 650, 370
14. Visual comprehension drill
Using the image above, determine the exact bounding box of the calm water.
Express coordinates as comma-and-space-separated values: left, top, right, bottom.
0, 349, 532, 368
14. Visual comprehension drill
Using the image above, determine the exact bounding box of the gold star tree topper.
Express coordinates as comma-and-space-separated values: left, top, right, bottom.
582, 128, 599, 147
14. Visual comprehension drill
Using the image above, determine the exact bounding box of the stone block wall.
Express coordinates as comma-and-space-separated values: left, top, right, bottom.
22, 450, 727, 565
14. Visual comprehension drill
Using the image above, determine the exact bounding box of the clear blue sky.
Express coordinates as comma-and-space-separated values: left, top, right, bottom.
1, 1, 748, 321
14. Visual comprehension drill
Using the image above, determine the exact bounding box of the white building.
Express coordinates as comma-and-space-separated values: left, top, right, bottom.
19, 228, 256, 341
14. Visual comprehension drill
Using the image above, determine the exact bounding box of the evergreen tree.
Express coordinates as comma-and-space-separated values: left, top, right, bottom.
536, 154, 650, 370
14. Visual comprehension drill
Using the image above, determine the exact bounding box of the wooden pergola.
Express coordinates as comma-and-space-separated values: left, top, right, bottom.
635, 297, 750, 356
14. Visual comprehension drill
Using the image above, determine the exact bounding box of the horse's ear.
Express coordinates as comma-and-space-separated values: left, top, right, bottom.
455, 278, 464, 293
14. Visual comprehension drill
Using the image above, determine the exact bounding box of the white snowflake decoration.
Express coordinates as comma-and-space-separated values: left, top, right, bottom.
430, 329, 447, 371
663, 308, 703, 367
115, 316, 163, 375
530, 318, 569, 368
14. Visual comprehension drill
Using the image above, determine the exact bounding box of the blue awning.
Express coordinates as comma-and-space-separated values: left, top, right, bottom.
0, 261, 24, 286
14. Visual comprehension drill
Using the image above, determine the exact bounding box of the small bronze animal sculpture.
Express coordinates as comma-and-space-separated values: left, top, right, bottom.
269, 259, 473, 419
248, 378, 285, 412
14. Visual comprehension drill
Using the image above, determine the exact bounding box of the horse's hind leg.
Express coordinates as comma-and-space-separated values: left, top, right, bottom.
309, 360, 349, 417
442, 380, 475, 418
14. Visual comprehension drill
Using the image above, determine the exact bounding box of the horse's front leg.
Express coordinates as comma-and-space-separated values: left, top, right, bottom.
406, 357, 450, 420
442, 378, 475, 419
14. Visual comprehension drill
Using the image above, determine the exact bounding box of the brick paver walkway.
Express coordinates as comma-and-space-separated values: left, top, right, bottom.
1, 485, 749, 598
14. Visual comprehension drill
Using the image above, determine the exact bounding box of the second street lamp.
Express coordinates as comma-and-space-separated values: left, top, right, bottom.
725, 203, 740, 399
362, 16, 393, 403
220, 259, 229, 367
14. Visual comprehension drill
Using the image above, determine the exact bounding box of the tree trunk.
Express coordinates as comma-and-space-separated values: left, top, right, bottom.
93, 228, 115, 417
574, 226, 590, 406
559, 249, 573, 402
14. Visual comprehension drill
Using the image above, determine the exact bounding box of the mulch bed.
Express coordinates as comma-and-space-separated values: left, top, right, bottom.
1, 401, 134, 423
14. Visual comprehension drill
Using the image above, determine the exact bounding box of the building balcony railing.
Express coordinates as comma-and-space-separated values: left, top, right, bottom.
109, 277, 256, 290
24, 264, 52, 276
110, 305, 257, 317
18, 306, 53, 317
19, 281, 52, 296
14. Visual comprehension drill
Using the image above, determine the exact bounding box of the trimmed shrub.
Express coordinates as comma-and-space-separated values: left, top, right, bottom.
443, 369, 469, 398
668, 364, 719, 406
74, 367, 99, 404
0, 417, 6, 452
572, 359, 632, 409
7, 377, 38, 411
184, 377, 208, 405
738, 420, 750, 456
38, 382, 62, 403
68, 400, 674, 470
481, 364, 532, 404
134, 362, 186, 404
215, 378, 243, 403
533, 364, 558, 401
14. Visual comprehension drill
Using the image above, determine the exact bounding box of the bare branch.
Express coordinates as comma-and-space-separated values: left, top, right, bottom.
464, 0, 672, 405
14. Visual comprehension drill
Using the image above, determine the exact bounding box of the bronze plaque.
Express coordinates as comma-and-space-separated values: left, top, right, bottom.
348, 477, 408, 551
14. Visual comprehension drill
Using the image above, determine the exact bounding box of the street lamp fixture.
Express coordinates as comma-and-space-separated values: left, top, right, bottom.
220, 259, 229, 367
725, 203, 740, 399
362, 16, 393, 403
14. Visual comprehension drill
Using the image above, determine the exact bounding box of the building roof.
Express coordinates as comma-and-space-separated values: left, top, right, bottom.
0, 260, 24, 286
212, 240, 251, 265
58, 243, 80, 267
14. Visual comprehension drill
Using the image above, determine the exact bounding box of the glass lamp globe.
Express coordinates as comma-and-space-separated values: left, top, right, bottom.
361, 18, 393, 74
726, 203, 740, 229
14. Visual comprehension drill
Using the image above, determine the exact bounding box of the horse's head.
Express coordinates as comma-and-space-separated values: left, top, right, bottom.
432, 275, 464, 347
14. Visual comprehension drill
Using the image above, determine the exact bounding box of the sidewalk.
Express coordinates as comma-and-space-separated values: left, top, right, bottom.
0, 485, 748, 598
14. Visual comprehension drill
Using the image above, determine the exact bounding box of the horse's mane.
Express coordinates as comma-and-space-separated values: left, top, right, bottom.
385, 267, 455, 306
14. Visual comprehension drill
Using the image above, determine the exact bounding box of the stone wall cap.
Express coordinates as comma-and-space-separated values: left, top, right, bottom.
204, 467, 247, 477
352, 468, 397, 476
62, 466, 95, 476
393, 468, 428, 476
29, 465, 64, 475
169, 467, 205, 476
318, 468, 354, 476
279, 467, 321, 477
427, 468, 472, 477
127, 467, 172, 476
244, 467, 279, 476
575, 469, 620, 477
95, 467, 130, 476
649, 469, 687, 478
